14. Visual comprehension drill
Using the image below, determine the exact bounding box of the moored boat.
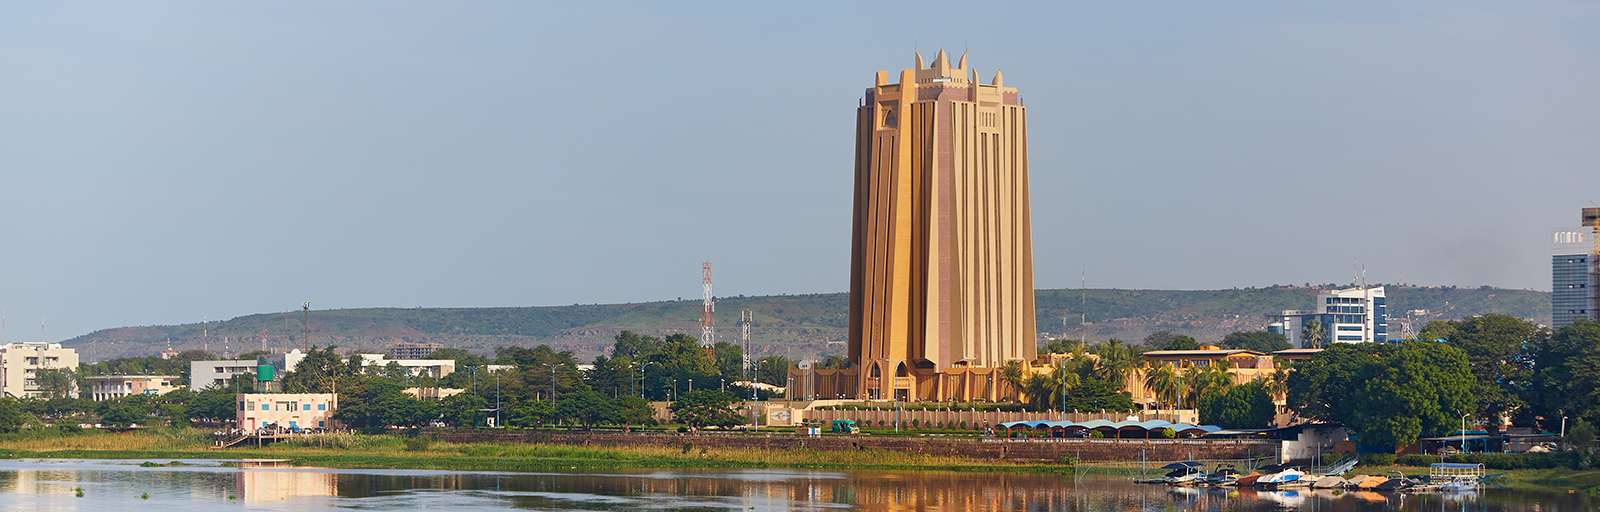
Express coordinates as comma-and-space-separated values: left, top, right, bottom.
1311, 476, 1347, 488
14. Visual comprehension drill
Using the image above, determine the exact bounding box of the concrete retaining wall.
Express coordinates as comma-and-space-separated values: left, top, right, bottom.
424, 430, 1279, 463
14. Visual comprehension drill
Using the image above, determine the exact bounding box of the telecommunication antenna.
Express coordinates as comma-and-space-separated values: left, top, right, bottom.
1, 311, 7, 343
701, 263, 715, 349
203, 316, 208, 353
741, 309, 753, 381
1080, 270, 1086, 347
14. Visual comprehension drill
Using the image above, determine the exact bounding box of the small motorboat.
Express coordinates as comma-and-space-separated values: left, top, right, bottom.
1204, 466, 1241, 486
1154, 461, 1206, 485
1311, 476, 1348, 488
1343, 474, 1368, 488
1440, 477, 1478, 492
1374, 471, 1416, 491
1231, 471, 1261, 487
1258, 466, 1308, 487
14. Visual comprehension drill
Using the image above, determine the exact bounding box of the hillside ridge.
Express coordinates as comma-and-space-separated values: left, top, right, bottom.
59, 286, 1549, 363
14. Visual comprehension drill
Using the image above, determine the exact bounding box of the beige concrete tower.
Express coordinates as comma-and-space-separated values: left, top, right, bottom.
846, 50, 1037, 401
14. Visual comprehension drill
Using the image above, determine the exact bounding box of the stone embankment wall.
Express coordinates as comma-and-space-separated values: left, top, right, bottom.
425, 430, 1279, 463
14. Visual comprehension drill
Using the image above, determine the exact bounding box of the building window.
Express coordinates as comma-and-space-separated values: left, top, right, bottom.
262, 404, 269, 411
239, 401, 245, 411
318, 404, 326, 411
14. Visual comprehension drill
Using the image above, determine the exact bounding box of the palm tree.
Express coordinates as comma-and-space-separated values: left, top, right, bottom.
1022, 363, 1081, 412
1094, 339, 1139, 390
1143, 364, 1181, 409
1301, 320, 1325, 349
1266, 367, 1289, 401
1000, 361, 1026, 402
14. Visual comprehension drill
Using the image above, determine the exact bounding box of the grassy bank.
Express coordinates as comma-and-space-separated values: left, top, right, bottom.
0, 428, 1060, 473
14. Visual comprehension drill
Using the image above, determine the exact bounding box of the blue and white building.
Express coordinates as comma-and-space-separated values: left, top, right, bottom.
1269, 286, 1388, 348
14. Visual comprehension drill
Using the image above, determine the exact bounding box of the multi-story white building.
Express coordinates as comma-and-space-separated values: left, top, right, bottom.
85, 375, 178, 401
1270, 286, 1388, 348
0, 342, 80, 398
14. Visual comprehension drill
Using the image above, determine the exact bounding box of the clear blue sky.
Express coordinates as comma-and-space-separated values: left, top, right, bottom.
3, 1, 1598, 341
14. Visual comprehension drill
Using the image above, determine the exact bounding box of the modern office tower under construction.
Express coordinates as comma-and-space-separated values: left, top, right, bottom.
1552, 208, 1600, 329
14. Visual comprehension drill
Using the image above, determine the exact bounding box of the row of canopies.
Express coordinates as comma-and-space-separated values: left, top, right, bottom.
998, 419, 1224, 438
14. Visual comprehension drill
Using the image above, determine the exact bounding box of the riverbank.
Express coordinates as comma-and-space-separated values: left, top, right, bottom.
8, 428, 1600, 492
0, 428, 1064, 473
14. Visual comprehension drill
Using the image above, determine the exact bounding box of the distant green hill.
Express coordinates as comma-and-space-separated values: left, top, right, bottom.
62, 286, 1548, 363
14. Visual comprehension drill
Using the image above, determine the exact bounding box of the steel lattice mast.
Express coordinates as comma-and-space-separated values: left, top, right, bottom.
701, 262, 714, 348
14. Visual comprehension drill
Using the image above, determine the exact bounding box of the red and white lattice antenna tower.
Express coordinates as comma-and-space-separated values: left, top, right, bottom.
701, 262, 715, 348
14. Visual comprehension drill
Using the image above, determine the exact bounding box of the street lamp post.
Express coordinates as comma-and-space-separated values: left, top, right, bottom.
1461, 413, 1473, 456
542, 363, 563, 405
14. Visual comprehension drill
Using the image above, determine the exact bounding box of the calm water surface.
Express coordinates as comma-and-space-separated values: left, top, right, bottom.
0, 459, 1590, 511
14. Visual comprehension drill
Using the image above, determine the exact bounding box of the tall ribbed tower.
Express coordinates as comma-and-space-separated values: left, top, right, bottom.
847, 50, 1037, 400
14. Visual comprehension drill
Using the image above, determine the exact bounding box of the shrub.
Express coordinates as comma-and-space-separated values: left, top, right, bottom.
911, 419, 920, 428
1161, 428, 1176, 439
1396, 454, 1435, 467
403, 436, 431, 452
681, 442, 693, 454
1362, 454, 1396, 466
1089, 430, 1104, 439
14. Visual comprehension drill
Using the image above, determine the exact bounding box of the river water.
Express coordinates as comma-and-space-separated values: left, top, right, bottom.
0, 458, 1590, 511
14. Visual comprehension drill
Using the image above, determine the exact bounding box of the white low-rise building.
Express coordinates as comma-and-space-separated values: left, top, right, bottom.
86, 375, 178, 401
353, 354, 456, 379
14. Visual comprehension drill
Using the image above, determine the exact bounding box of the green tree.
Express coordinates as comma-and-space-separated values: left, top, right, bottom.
1022, 363, 1079, 412
611, 331, 663, 359
644, 334, 718, 400
754, 356, 792, 387
586, 354, 637, 398
0, 398, 22, 433
712, 341, 744, 381
101, 400, 149, 428
1092, 339, 1139, 390
1142, 364, 1181, 409
1287, 341, 1473, 450
555, 390, 612, 429
187, 387, 239, 424
1301, 320, 1326, 349
282, 346, 360, 394
669, 390, 744, 429
1198, 380, 1276, 428
335, 378, 430, 429
608, 395, 655, 432
1145, 331, 1200, 351
1420, 314, 1544, 429
1220, 331, 1291, 353
439, 392, 489, 427
1060, 379, 1137, 413
1529, 319, 1600, 428
33, 369, 74, 399
508, 400, 554, 428
1000, 361, 1026, 402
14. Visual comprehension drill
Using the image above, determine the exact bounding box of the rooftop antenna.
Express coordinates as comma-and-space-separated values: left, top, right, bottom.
203, 316, 208, 353
40, 316, 46, 343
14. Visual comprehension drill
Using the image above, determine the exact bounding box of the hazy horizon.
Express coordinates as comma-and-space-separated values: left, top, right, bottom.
3, 2, 1597, 340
